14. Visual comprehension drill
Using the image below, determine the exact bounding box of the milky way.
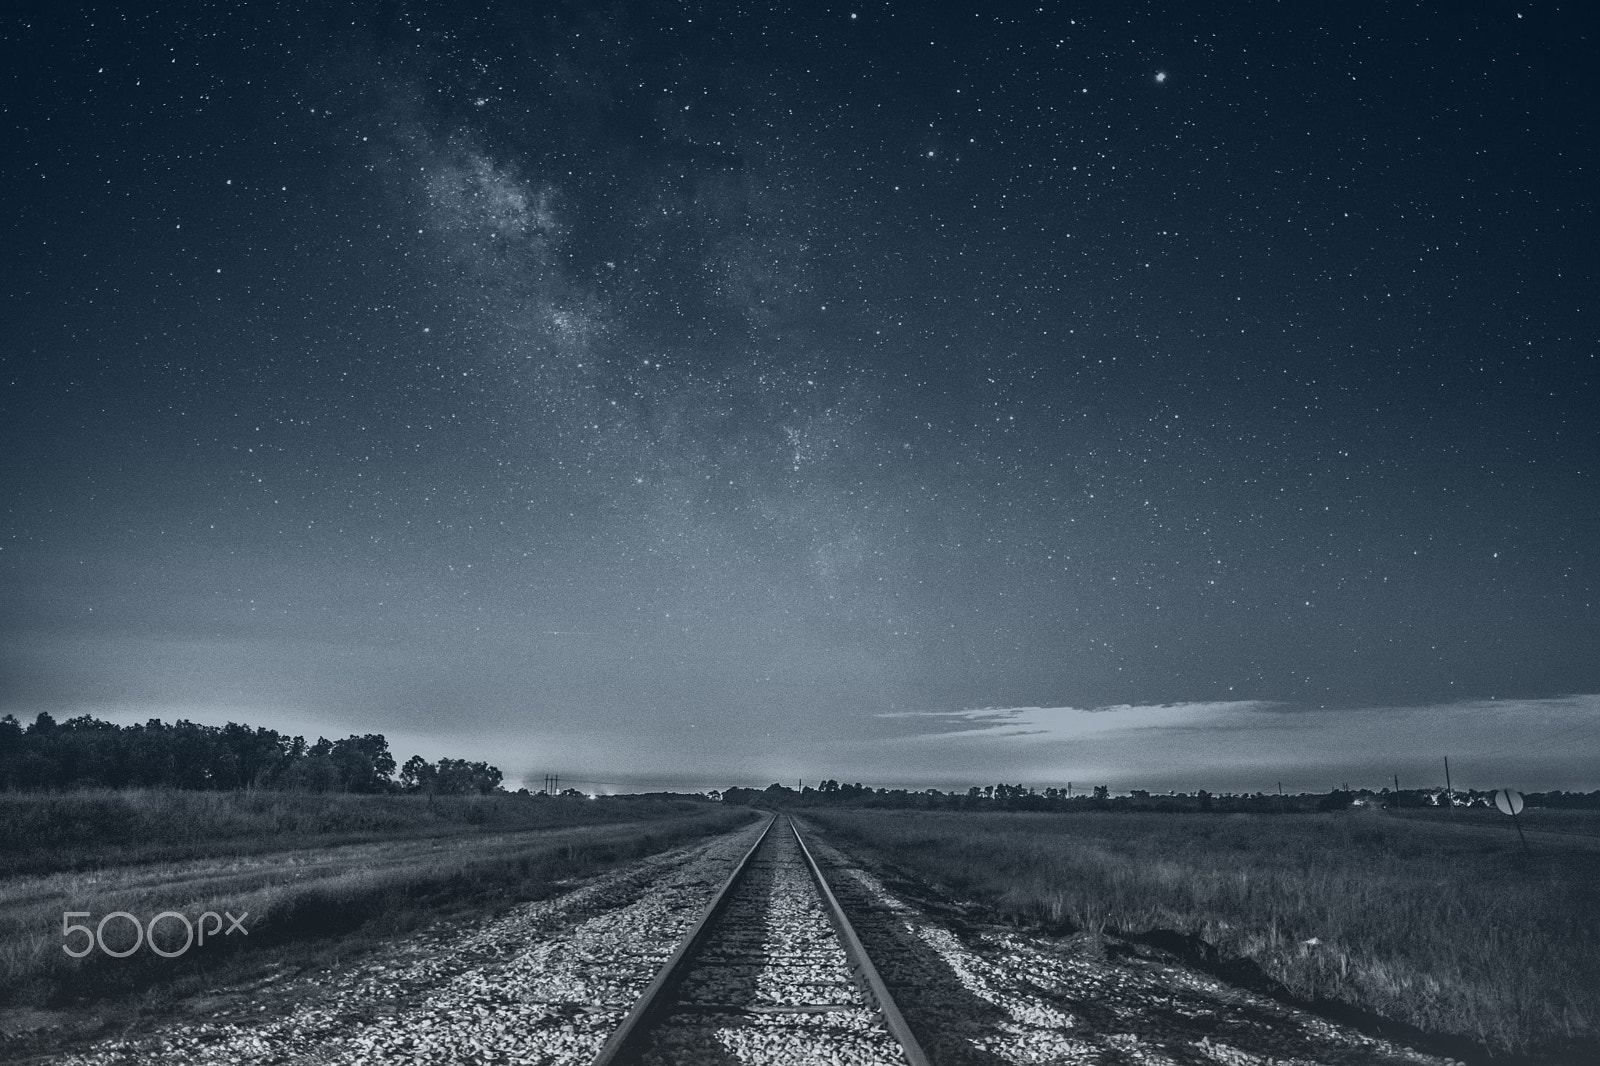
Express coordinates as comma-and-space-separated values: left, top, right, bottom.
3, 3, 1596, 791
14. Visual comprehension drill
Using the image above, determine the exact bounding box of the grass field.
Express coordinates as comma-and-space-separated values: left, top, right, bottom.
0, 788, 727, 876
0, 790, 754, 1026
804, 806, 1600, 1062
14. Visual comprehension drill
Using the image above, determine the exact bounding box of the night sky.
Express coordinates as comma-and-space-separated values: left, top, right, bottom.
4, 2, 1596, 794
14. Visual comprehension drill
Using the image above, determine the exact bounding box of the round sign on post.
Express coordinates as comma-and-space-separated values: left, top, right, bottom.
1494, 789, 1529, 851
1494, 789, 1524, 816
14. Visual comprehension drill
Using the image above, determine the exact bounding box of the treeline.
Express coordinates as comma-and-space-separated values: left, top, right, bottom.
721, 780, 1600, 812
0, 712, 502, 794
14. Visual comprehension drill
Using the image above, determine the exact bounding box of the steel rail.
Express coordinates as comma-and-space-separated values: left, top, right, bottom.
790, 818, 932, 1066
590, 811, 776, 1066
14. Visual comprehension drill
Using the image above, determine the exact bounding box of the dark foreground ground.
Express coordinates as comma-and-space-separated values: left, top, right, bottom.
801, 805, 1600, 1064
4, 814, 1467, 1066
6, 793, 1595, 1064
0, 789, 754, 1054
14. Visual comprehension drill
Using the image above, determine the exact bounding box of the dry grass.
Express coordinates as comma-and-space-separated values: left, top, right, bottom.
0, 789, 706, 875
806, 807, 1600, 1060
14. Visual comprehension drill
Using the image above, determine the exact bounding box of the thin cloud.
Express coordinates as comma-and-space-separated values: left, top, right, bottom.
861, 696, 1600, 793
884, 701, 1273, 744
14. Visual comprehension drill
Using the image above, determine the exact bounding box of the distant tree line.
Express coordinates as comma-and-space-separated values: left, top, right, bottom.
398, 755, 503, 795
720, 780, 1600, 812
0, 712, 503, 794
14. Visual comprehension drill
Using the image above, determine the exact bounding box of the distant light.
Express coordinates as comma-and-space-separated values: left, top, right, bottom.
1155, 71, 1168, 84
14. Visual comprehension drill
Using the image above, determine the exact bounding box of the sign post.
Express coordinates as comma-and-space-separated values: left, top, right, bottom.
1494, 788, 1528, 852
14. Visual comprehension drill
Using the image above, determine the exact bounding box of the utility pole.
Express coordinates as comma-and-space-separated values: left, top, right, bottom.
1444, 757, 1455, 816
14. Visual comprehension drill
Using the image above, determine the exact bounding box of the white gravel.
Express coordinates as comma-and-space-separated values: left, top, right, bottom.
45, 820, 768, 1066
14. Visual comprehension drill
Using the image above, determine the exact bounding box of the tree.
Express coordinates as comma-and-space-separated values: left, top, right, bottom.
219, 722, 288, 789
275, 755, 340, 792
330, 734, 396, 793
434, 758, 503, 795
399, 755, 437, 793
0, 711, 488, 795
1317, 789, 1354, 812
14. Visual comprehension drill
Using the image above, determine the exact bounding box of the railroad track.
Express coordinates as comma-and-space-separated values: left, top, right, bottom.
592, 813, 929, 1066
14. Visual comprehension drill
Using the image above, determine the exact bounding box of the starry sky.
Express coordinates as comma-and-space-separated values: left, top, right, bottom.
3, 1, 1596, 794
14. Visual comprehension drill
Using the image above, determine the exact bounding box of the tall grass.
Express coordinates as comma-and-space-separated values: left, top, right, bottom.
806, 807, 1600, 1061
0, 789, 715, 875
